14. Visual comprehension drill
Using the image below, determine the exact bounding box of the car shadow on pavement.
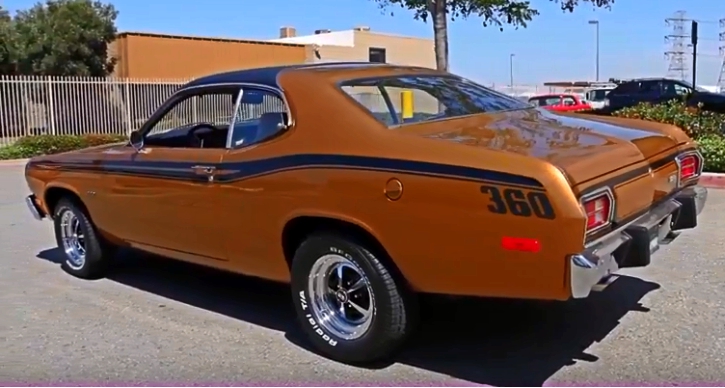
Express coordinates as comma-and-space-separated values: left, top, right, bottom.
37, 247, 660, 387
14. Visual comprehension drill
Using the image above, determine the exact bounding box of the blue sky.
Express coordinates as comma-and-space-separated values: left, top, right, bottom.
4, 0, 725, 86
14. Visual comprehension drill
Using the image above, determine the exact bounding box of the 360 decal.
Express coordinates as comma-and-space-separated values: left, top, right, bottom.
480, 185, 556, 219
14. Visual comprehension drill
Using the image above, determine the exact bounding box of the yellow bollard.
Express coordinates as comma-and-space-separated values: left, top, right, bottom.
400, 90, 413, 119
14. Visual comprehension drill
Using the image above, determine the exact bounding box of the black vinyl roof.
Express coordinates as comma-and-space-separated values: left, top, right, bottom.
181, 62, 392, 89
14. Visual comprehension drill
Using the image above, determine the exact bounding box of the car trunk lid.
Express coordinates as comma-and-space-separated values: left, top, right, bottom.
394, 109, 682, 186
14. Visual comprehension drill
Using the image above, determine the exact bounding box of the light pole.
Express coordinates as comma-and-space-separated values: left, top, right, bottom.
509, 53, 515, 92
588, 20, 600, 81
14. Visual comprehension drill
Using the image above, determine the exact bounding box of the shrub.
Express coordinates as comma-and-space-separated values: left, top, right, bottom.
612, 100, 725, 139
0, 134, 127, 160
697, 134, 725, 173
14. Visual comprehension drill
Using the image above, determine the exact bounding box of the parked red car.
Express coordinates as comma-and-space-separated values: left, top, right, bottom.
528, 93, 592, 112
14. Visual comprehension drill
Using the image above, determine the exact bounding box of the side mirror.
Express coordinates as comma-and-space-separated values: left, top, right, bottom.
129, 130, 144, 151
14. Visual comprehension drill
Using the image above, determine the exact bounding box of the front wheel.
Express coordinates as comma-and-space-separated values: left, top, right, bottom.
53, 198, 116, 279
290, 232, 416, 364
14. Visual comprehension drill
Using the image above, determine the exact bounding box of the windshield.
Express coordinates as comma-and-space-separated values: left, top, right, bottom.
339, 75, 531, 126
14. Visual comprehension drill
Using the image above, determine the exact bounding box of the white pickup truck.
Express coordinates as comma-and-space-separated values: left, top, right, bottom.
586, 87, 615, 109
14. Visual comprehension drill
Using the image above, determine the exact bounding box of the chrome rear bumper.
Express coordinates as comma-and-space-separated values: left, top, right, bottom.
569, 185, 707, 299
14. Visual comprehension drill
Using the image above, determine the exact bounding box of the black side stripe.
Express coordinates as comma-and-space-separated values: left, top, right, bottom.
31, 154, 546, 191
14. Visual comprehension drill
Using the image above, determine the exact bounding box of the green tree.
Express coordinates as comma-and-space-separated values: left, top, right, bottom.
0, 5, 17, 75
13, 0, 118, 76
372, 0, 614, 72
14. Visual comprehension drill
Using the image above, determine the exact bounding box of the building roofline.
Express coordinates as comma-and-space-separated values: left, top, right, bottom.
352, 29, 432, 41
274, 29, 432, 43
116, 31, 308, 47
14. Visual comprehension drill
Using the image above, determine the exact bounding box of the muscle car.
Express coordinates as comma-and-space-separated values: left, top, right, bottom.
24, 62, 708, 364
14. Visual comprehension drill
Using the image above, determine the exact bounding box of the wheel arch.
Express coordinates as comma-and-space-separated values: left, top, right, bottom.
44, 184, 86, 217
281, 214, 412, 289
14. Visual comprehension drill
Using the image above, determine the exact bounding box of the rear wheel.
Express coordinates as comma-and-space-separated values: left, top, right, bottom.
290, 232, 416, 364
53, 198, 115, 279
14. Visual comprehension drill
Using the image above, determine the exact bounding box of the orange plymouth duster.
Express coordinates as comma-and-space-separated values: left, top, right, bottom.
23, 63, 708, 363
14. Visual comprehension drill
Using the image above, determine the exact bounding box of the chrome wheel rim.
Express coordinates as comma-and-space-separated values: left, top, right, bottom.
60, 209, 86, 270
307, 254, 374, 340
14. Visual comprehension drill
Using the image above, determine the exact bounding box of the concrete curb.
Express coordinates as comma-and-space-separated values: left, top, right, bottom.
1, 157, 724, 189
0, 158, 29, 166
699, 173, 725, 189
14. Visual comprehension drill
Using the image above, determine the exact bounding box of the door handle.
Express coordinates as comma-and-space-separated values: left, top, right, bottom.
191, 165, 216, 175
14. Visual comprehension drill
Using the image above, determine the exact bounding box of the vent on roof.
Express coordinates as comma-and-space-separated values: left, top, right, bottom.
279, 26, 296, 38
314, 29, 331, 34
354, 26, 371, 31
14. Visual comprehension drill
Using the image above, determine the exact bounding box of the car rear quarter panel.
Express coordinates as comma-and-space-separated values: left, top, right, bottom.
256, 71, 593, 300
219, 157, 588, 300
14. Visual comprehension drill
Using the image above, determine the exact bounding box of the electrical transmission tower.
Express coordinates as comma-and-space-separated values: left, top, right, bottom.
718, 18, 725, 90
665, 11, 690, 81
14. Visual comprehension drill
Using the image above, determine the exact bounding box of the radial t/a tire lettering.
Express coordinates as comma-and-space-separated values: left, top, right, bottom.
290, 232, 416, 364
53, 198, 115, 279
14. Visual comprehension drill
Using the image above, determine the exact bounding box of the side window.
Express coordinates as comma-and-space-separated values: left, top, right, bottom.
562, 96, 576, 106
229, 88, 289, 148
609, 82, 638, 96
639, 81, 660, 95
528, 97, 561, 107
147, 89, 238, 137
672, 82, 691, 96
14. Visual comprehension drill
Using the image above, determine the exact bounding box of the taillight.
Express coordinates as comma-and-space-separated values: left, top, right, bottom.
677, 152, 702, 184
581, 189, 614, 234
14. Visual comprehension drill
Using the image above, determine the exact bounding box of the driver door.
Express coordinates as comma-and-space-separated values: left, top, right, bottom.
99, 85, 241, 262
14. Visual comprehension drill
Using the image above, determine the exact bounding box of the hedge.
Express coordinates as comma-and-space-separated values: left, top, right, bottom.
0, 134, 127, 160
607, 100, 725, 172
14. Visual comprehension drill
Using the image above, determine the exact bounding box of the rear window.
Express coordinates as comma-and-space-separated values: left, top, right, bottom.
339, 75, 530, 126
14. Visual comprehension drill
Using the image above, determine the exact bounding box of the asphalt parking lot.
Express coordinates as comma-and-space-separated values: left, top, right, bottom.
1, 162, 724, 386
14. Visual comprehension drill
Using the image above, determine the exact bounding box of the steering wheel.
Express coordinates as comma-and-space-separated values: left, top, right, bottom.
187, 123, 220, 148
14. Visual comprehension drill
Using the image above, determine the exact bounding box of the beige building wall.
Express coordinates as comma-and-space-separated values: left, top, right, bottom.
314, 30, 435, 69
110, 32, 313, 79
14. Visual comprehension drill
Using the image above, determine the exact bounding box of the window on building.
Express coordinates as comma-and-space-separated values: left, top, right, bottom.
369, 47, 386, 63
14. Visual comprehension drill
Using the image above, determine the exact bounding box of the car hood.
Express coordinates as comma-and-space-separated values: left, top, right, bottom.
395, 108, 688, 186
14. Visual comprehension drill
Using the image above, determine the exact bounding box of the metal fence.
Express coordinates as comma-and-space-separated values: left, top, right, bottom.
0, 75, 561, 147
0, 76, 193, 146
